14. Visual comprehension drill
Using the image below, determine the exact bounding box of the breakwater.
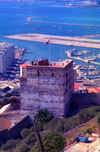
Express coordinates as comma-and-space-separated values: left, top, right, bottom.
27, 16, 100, 27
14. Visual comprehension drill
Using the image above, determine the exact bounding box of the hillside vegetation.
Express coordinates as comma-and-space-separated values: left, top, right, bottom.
1, 106, 100, 152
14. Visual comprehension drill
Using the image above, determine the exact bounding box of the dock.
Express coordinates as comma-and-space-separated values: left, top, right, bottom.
68, 56, 100, 65
4, 33, 100, 49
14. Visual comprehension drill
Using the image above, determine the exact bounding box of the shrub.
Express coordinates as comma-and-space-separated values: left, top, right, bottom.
14, 142, 28, 152
83, 127, 93, 134
43, 118, 61, 131
23, 132, 37, 145
30, 142, 41, 152
30, 126, 36, 132
97, 114, 100, 125
1, 139, 21, 151
77, 108, 94, 124
21, 128, 31, 139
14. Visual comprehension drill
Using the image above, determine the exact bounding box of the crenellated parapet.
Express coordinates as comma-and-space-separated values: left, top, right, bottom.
20, 59, 74, 120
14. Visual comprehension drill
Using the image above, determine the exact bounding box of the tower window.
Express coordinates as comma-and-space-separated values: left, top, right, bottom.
52, 71, 54, 77
37, 70, 40, 77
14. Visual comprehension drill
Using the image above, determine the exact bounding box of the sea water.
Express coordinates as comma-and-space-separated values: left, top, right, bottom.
0, 1, 100, 69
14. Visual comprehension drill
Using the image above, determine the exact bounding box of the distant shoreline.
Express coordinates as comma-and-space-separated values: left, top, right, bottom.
0, 1, 100, 8
49, 4, 100, 8
62, 5, 100, 8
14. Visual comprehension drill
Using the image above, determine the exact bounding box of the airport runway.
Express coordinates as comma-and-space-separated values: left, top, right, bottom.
4, 33, 100, 49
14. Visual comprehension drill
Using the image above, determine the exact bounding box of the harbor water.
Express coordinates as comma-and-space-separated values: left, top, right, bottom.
0, 1, 100, 72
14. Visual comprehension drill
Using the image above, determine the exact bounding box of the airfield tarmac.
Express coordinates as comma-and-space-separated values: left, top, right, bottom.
4, 33, 100, 49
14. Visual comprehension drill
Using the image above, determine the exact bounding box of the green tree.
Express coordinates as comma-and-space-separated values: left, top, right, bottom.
34, 108, 54, 152
31, 131, 66, 152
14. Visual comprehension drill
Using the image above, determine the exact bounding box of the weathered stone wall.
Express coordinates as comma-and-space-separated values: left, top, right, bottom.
8, 115, 30, 140
64, 61, 74, 116
20, 60, 74, 120
0, 115, 31, 146
71, 93, 100, 105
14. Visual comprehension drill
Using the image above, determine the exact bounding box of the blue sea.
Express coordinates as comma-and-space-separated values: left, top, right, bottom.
1, 1, 100, 69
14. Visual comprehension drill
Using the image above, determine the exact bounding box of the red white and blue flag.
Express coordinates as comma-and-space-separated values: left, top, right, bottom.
44, 39, 50, 45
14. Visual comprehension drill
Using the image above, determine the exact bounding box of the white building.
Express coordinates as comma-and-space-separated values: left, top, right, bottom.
0, 42, 15, 74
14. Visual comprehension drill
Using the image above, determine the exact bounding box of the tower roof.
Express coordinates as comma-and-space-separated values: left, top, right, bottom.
20, 63, 31, 68
20, 59, 73, 70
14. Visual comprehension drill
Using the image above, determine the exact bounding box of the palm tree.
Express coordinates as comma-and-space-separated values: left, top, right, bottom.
34, 108, 54, 152
34, 108, 54, 125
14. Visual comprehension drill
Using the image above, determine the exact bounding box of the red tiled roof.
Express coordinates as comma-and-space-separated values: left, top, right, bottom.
0, 117, 12, 131
74, 83, 83, 91
86, 87, 100, 93
20, 63, 31, 68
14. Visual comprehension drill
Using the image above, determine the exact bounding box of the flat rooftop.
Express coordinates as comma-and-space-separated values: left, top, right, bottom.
20, 59, 73, 69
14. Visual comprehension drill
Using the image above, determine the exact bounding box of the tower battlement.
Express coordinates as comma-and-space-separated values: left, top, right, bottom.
20, 59, 74, 120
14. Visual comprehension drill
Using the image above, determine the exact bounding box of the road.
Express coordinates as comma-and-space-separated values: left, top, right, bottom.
64, 138, 100, 152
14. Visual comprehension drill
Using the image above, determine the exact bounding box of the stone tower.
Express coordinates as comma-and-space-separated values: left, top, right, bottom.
20, 59, 74, 120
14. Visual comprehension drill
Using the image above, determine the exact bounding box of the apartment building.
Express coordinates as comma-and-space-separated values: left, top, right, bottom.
0, 42, 15, 74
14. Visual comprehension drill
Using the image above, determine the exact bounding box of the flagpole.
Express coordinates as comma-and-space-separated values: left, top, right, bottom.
49, 40, 50, 66
44, 39, 50, 65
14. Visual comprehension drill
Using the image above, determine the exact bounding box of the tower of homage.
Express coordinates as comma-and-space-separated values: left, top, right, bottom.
20, 59, 74, 121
